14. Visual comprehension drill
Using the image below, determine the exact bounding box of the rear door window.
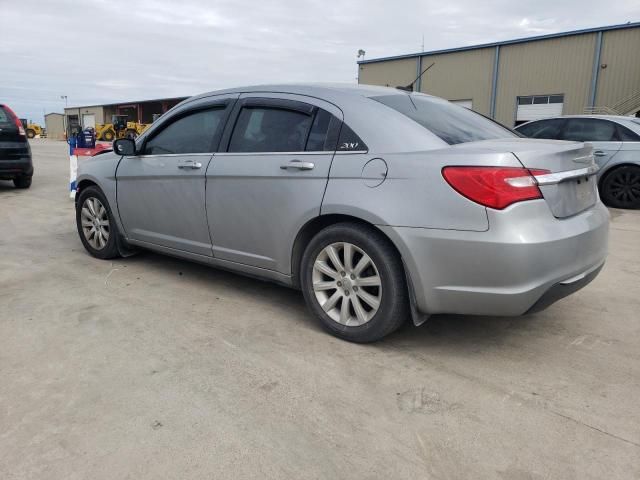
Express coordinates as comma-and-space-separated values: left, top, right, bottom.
616, 124, 640, 141
372, 94, 515, 145
142, 107, 227, 155
228, 106, 314, 153
560, 118, 619, 142
517, 119, 566, 139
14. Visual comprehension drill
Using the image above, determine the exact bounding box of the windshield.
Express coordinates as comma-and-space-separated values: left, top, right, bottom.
371, 94, 516, 145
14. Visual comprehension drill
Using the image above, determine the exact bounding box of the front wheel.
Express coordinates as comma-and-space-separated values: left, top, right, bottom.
600, 166, 640, 209
76, 186, 121, 259
300, 223, 409, 343
26, 129, 36, 139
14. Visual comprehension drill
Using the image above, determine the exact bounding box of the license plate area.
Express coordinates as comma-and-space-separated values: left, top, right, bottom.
538, 174, 598, 218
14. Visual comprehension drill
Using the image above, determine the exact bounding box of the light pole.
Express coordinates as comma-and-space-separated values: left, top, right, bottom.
357, 49, 366, 83
60, 95, 68, 137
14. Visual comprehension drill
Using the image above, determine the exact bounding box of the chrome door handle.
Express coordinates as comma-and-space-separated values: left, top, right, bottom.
593, 150, 607, 157
280, 160, 315, 170
178, 160, 202, 169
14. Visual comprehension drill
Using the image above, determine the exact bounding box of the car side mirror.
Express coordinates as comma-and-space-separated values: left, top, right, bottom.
113, 138, 137, 156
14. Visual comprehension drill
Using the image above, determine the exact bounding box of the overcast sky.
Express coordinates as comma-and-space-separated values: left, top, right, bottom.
1, 0, 638, 123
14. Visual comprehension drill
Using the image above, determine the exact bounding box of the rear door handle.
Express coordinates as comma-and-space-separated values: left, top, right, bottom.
178, 160, 202, 169
593, 150, 607, 157
280, 159, 315, 170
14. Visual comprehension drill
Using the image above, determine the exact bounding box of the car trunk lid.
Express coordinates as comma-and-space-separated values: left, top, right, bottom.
454, 138, 598, 218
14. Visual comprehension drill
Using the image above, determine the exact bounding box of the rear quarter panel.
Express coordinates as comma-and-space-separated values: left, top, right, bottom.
322, 148, 524, 231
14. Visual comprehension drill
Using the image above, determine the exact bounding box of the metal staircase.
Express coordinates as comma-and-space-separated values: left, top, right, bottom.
585, 90, 640, 115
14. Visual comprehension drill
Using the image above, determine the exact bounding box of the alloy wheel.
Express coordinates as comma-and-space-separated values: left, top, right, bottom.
80, 197, 110, 250
312, 242, 382, 327
606, 169, 640, 207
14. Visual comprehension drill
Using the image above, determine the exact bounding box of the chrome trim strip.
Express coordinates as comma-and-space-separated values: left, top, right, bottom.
534, 164, 599, 185
133, 153, 214, 158
132, 150, 370, 158
214, 151, 333, 156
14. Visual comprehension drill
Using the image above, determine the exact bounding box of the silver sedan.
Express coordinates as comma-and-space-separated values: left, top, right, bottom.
75, 84, 609, 342
516, 115, 640, 209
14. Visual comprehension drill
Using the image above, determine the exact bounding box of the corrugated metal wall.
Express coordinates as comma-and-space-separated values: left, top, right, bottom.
64, 106, 106, 125
595, 28, 640, 110
358, 25, 640, 127
44, 114, 65, 140
495, 34, 596, 125
417, 48, 495, 116
359, 58, 417, 89
359, 49, 495, 116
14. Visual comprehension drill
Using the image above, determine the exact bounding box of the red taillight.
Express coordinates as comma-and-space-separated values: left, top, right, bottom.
442, 166, 550, 210
2, 105, 26, 136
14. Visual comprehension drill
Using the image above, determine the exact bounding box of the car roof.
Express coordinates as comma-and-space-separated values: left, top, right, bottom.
517, 114, 640, 129
150, 83, 447, 154
188, 82, 419, 100
555, 114, 636, 121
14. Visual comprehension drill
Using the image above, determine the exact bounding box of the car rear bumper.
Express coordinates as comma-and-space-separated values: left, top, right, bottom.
0, 157, 33, 178
380, 199, 609, 316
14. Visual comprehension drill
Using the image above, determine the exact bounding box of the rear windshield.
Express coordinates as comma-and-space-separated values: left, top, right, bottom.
0, 106, 13, 126
371, 94, 516, 145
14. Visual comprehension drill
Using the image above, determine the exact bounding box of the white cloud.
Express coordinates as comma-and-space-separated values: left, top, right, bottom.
1, 0, 638, 123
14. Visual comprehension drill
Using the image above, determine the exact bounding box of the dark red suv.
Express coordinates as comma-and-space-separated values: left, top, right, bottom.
0, 104, 33, 188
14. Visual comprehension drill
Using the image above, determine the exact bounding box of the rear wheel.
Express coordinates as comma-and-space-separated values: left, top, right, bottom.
600, 166, 640, 209
13, 176, 32, 189
76, 186, 120, 259
300, 223, 409, 342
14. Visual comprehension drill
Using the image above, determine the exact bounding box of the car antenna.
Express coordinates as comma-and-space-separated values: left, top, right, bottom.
396, 62, 435, 92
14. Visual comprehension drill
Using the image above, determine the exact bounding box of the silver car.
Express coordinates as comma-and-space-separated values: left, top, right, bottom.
515, 115, 640, 209
75, 84, 609, 342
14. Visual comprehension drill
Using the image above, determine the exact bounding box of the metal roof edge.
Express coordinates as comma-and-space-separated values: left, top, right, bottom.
65, 95, 190, 110
357, 21, 640, 64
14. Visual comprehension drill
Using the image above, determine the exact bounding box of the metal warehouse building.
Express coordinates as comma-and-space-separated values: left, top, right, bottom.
358, 22, 640, 126
63, 96, 188, 135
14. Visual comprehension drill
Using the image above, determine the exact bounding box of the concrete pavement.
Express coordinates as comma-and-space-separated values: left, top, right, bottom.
1, 139, 639, 479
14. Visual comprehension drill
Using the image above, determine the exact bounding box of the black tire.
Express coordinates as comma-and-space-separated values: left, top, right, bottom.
26, 129, 36, 139
600, 166, 640, 209
75, 186, 121, 259
103, 130, 115, 142
300, 222, 409, 343
125, 129, 137, 140
13, 176, 32, 189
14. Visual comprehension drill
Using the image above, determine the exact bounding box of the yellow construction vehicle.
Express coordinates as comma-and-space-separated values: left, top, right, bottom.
20, 119, 44, 138
26, 123, 44, 138
95, 115, 151, 141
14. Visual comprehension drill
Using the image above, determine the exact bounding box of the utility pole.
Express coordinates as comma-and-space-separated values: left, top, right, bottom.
357, 49, 366, 83
60, 95, 68, 137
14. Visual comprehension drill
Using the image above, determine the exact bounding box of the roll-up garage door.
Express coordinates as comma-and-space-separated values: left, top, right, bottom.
82, 114, 96, 129
516, 95, 564, 124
